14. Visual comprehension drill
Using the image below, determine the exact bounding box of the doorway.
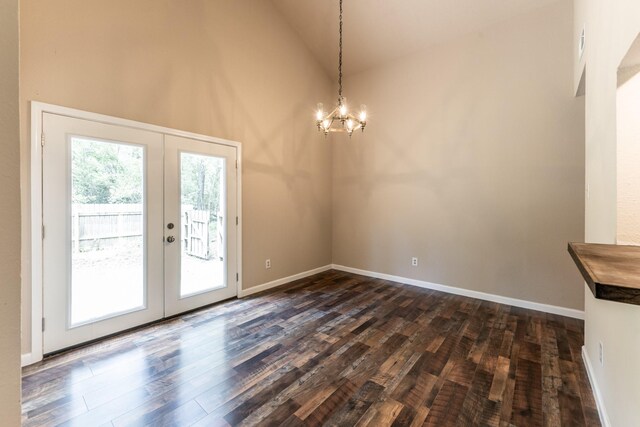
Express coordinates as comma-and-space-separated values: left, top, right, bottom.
37, 108, 240, 354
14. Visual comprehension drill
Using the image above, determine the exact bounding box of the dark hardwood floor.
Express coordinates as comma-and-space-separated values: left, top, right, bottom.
22, 270, 600, 426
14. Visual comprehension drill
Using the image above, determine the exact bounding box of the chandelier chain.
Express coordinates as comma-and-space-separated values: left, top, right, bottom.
315, 0, 366, 135
338, 0, 343, 98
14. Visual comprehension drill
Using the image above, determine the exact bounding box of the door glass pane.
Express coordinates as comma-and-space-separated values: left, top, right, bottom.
70, 137, 145, 326
180, 152, 226, 297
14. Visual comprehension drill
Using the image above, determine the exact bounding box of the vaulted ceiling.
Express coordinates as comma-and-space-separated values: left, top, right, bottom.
271, 0, 560, 77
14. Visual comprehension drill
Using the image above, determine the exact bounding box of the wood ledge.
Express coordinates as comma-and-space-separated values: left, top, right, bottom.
568, 242, 640, 306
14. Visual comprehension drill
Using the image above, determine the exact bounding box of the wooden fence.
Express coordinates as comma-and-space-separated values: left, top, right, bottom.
184, 210, 210, 259
72, 204, 143, 252
72, 204, 220, 259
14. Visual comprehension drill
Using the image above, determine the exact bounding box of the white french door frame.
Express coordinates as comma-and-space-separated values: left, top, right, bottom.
27, 101, 243, 366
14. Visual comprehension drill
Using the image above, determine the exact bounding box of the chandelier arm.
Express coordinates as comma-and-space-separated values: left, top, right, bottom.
324, 105, 340, 120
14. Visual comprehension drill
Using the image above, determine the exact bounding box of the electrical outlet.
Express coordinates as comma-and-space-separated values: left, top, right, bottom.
265, 259, 271, 269
599, 341, 604, 366
411, 257, 418, 267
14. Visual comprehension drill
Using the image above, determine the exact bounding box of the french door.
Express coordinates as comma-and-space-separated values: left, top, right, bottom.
42, 113, 238, 354
164, 135, 238, 316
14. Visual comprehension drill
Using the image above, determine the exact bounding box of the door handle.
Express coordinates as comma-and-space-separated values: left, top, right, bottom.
166, 236, 176, 243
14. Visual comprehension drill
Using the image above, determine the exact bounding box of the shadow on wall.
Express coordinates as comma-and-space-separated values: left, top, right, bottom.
617, 33, 640, 245
333, 61, 538, 269
20, 0, 335, 355
331, 1, 585, 309
169, 1, 327, 221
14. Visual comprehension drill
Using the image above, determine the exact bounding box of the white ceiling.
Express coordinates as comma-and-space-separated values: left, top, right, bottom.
271, 0, 560, 77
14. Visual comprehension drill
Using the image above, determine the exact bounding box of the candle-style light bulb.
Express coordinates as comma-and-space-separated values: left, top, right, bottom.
346, 119, 354, 130
316, 103, 324, 121
359, 105, 367, 122
339, 97, 348, 117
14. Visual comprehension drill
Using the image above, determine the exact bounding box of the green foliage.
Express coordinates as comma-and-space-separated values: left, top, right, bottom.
180, 153, 223, 216
71, 138, 143, 204
71, 139, 223, 218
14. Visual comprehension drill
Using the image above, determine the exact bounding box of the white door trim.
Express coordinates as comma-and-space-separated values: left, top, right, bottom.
27, 101, 243, 366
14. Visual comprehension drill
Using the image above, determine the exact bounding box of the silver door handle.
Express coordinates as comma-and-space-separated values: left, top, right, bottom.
166, 236, 175, 243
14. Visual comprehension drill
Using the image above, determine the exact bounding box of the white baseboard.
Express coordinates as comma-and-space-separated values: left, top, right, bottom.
21, 352, 38, 367
331, 264, 584, 319
22, 264, 585, 370
20, 265, 332, 366
238, 265, 333, 297
582, 346, 611, 427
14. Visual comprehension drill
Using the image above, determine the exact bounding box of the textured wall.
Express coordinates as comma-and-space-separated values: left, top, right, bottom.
0, 0, 22, 422
580, 0, 640, 425
20, 0, 334, 355
333, 0, 585, 310
617, 67, 640, 245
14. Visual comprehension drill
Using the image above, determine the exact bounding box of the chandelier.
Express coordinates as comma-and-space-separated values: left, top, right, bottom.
315, 0, 367, 136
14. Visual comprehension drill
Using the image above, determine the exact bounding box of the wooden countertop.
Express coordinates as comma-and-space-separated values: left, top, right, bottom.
568, 242, 640, 306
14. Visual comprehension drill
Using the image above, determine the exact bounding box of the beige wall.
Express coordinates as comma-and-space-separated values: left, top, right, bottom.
0, 0, 22, 423
580, 0, 640, 425
617, 69, 640, 245
574, 0, 587, 95
333, 0, 585, 310
20, 0, 333, 355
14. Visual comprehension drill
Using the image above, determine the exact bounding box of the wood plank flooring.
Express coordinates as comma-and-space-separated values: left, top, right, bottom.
22, 270, 601, 426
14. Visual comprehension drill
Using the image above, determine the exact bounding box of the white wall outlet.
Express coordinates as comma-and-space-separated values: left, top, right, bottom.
265, 259, 271, 269
411, 257, 418, 267
598, 341, 604, 366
